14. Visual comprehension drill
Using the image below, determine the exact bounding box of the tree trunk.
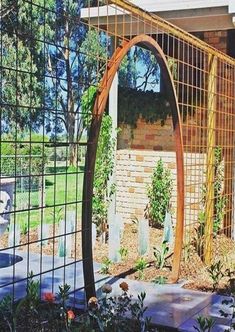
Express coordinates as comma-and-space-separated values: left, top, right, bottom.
68, 114, 77, 167
69, 142, 77, 166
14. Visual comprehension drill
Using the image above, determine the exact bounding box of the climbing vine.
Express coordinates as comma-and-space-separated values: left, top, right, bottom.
81, 87, 117, 236
118, 87, 171, 128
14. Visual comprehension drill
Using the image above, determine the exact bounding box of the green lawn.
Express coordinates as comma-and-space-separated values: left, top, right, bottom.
13, 167, 84, 230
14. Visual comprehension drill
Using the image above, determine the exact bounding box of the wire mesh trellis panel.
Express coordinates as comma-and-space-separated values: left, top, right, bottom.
0, 0, 98, 310
0, 0, 235, 309
79, 0, 235, 297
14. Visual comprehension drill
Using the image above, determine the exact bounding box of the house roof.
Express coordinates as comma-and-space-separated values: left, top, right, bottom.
81, 0, 235, 32
129, 0, 234, 13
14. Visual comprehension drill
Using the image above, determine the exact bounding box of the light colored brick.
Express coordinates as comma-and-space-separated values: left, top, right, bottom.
135, 176, 144, 183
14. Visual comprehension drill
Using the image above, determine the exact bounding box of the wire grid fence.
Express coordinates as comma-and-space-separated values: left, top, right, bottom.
0, 0, 91, 307
80, 0, 235, 272
0, 0, 234, 304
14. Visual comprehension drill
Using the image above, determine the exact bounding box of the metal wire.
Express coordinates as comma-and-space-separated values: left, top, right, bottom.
0, 0, 235, 307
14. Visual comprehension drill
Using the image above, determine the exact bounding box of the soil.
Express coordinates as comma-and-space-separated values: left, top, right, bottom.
1, 222, 235, 294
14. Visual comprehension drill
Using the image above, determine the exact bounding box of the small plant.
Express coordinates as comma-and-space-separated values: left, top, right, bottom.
21, 221, 28, 235
100, 257, 112, 274
118, 247, 128, 261
152, 276, 167, 285
193, 316, 216, 332
153, 241, 169, 270
146, 159, 173, 228
207, 260, 224, 292
53, 207, 63, 224
0, 272, 41, 331
194, 211, 206, 256
58, 283, 71, 306
134, 257, 148, 280
81, 282, 155, 332
25, 272, 40, 308
0, 295, 14, 330
0, 274, 77, 331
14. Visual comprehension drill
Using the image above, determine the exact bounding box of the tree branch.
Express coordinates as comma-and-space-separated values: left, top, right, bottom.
0, 1, 16, 19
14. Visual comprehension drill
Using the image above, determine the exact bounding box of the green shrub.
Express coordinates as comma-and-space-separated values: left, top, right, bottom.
93, 115, 117, 234
81, 88, 118, 236
146, 159, 172, 227
0, 134, 48, 177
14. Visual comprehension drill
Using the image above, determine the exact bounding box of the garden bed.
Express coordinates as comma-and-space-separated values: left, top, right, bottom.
1, 222, 234, 294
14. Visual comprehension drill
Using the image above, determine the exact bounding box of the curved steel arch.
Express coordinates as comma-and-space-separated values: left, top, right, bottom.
82, 34, 185, 300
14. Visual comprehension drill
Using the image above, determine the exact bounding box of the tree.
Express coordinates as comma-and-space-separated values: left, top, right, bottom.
1, 0, 161, 166
0, 0, 53, 133
1, 34, 43, 133
119, 47, 160, 92
43, 0, 108, 165
1, 0, 108, 165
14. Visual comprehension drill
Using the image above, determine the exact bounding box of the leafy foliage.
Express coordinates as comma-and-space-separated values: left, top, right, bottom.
201, 146, 227, 235
100, 257, 112, 275
134, 257, 148, 280
118, 247, 128, 261
207, 260, 224, 292
152, 276, 167, 285
193, 211, 206, 257
1, 0, 108, 165
195, 146, 228, 257
79, 284, 156, 332
0, 274, 77, 331
0, 279, 157, 331
93, 115, 117, 232
81, 87, 117, 236
153, 241, 169, 270
81, 85, 97, 129
118, 87, 171, 128
191, 146, 228, 263
0, 133, 49, 192
193, 316, 215, 332
1, 34, 43, 132
213, 147, 227, 234
146, 159, 173, 227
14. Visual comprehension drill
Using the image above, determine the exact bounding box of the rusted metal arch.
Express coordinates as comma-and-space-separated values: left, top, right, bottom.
82, 34, 185, 301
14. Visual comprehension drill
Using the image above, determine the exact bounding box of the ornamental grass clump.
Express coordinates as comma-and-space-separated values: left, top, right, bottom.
146, 159, 173, 228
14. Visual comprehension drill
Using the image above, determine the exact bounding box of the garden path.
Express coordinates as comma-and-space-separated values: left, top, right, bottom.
0, 250, 232, 331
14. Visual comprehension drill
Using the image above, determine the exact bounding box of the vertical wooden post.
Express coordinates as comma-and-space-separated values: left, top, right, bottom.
204, 55, 217, 265
223, 65, 235, 237
233, 147, 235, 240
